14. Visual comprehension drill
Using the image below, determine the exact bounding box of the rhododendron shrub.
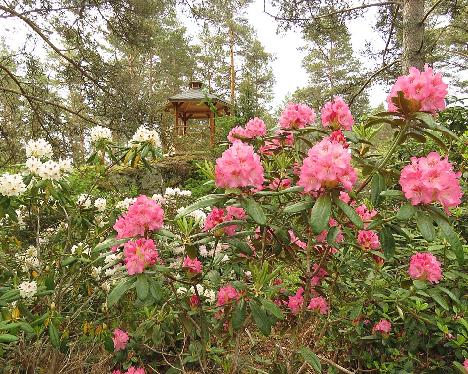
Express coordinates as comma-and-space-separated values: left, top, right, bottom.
0, 68, 466, 373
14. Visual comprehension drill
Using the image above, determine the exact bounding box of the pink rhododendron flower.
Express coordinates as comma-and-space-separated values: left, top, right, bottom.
339, 191, 351, 204
372, 319, 391, 334
217, 285, 240, 306
464, 359, 468, 371
289, 230, 307, 250
321, 97, 354, 131
259, 130, 295, 155
355, 204, 378, 225
373, 251, 385, 266
112, 371, 122, 374
307, 296, 329, 315
189, 294, 200, 307
408, 252, 442, 283
328, 130, 349, 148
298, 138, 357, 193
399, 152, 462, 212
112, 328, 129, 351
316, 218, 344, 244
126, 368, 145, 374
279, 103, 316, 129
114, 195, 164, 239
123, 238, 159, 275
387, 65, 448, 113
357, 230, 381, 251
288, 287, 304, 315
204, 206, 246, 236
268, 177, 291, 190
227, 117, 266, 143
182, 256, 203, 274
311, 264, 328, 286
215, 141, 264, 189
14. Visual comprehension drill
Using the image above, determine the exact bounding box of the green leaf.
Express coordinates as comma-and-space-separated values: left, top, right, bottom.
396, 203, 416, 220
334, 197, 363, 229
414, 112, 459, 141
231, 300, 246, 330
93, 238, 128, 253
433, 215, 464, 265
299, 347, 322, 372
108, 277, 135, 307
283, 199, 313, 214
379, 190, 404, 198
174, 194, 227, 220
371, 173, 386, 206
453, 361, 468, 373
249, 300, 271, 336
427, 288, 449, 311
260, 298, 284, 320
0, 334, 18, 343
380, 226, 395, 259
326, 226, 339, 246
241, 198, 267, 226
135, 274, 149, 300
48, 321, 60, 348
415, 212, 435, 242
309, 195, 331, 234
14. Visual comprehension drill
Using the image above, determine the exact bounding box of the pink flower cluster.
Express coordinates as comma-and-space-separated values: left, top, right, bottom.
357, 230, 381, 251
182, 256, 203, 274
316, 218, 344, 244
289, 230, 307, 250
114, 195, 164, 239
308, 296, 329, 315
215, 141, 264, 189
123, 238, 159, 275
204, 206, 246, 236
113, 369, 144, 374
355, 204, 378, 225
217, 285, 240, 306
372, 319, 391, 334
400, 152, 462, 212
112, 328, 129, 351
298, 138, 357, 192
259, 130, 294, 155
287, 287, 304, 315
387, 65, 448, 113
408, 252, 442, 283
268, 177, 291, 190
227, 117, 267, 143
279, 103, 316, 129
311, 264, 328, 286
327, 130, 349, 148
321, 97, 354, 131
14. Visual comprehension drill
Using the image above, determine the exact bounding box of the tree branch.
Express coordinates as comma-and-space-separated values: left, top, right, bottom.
0, 4, 109, 94
263, 1, 400, 22
382, 4, 400, 65
420, 0, 446, 25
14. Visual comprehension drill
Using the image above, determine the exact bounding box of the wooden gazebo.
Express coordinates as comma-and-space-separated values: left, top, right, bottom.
166, 82, 230, 145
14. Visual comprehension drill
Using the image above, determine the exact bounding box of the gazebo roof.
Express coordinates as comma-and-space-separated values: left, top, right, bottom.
167, 81, 229, 107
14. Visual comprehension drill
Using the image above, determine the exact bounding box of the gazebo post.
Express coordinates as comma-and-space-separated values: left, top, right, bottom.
174, 103, 179, 135
209, 112, 215, 145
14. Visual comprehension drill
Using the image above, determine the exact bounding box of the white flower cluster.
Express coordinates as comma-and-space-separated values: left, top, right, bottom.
25, 139, 53, 159
0, 173, 27, 197
18, 280, 38, 299
70, 242, 91, 256
176, 284, 216, 304
116, 197, 137, 210
199, 243, 229, 258
164, 187, 191, 197
94, 197, 107, 212
17, 246, 40, 272
89, 125, 112, 143
130, 126, 161, 148
176, 207, 206, 226
76, 194, 107, 212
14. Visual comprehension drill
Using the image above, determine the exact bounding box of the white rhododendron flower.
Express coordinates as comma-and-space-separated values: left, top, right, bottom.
0, 173, 27, 196
18, 281, 38, 299
130, 126, 161, 147
37, 160, 62, 180
58, 158, 73, 173
89, 125, 112, 143
26, 157, 42, 174
151, 193, 166, 205
94, 197, 107, 212
116, 197, 137, 210
77, 194, 92, 209
25, 138, 53, 159
203, 289, 216, 304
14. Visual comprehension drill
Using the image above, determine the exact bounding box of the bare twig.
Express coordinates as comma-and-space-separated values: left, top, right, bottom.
382, 4, 400, 65
420, 0, 446, 25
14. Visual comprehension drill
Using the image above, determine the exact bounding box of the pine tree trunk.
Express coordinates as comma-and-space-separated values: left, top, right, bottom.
229, 25, 235, 108
401, 0, 425, 73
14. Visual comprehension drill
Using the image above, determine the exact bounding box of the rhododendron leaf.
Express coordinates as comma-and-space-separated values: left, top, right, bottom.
232, 300, 246, 330
108, 277, 135, 307
418, 130, 448, 152
93, 238, 128, 253
334, 197, 363, 229
283, 199, 313, 214
48, 320, 60, 348
0, 334, 18, 343
407, 130, 427, 143
391, 91, 421, 115
379, 190, 404, 198
249, 300, 271, 336
396, 203, 416, 220
174, 194, 227, 220
438, 286, 459, 303
326, 226, 339, 246
415, 213, 435, 242
453, 361, 467, 373
433, 215, 464, 265
427, 288, 449, 311
228, 239, 253, 256
414, 113, 459, 141
260, 298, 284, 320
241, 198, 266, 226
136, 274, 149, 300
371, 173, 386, 206
298, 347, 322, 372
310, 195, 331, 234
380, 226, 395, 259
